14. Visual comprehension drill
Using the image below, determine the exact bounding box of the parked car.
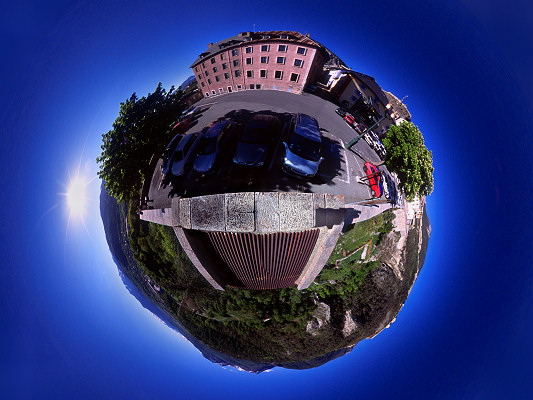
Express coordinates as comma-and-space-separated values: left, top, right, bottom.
384, 174, 397, 203
170, 131, 202, 176
381, 173, 389, 199
161, 134, 183, 176
180, 105, 202, 118
344, 113, 356, 126
335, 107, 347, 117
354, 122, 367, 134
364, 161, 382, 198
282, 113, 324, 178
172, 115, 196, 133
233, 114, 279, 167
193, 120, 234, 174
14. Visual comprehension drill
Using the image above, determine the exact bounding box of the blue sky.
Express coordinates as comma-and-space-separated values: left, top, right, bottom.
0, 1, 532, 398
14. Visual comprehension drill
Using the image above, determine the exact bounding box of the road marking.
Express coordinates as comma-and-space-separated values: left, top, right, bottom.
334, 142, 350, 184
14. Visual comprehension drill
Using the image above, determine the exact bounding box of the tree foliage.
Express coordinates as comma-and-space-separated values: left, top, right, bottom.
382, 121, 434, 200
97, 83, 183, 202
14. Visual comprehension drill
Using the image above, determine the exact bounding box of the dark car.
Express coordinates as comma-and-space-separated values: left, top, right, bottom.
364, 161, 382, 198
233, 114, 280, 167
160, 133, 183, 175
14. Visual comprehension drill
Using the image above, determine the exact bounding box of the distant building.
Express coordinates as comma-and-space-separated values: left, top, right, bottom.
190, 30, 410, 140
190, 31, 327, 97
317, 69, 411, 137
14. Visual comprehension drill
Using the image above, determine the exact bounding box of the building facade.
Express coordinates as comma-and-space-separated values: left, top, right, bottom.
190, 31, 326, 97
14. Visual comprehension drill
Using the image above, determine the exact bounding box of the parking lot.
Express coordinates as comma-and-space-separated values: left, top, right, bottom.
146, 90, 394, 208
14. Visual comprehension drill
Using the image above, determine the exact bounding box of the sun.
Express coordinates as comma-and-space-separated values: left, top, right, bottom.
66, 175, 88, 217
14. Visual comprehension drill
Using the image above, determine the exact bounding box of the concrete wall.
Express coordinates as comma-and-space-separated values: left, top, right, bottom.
140, 192, 346, 291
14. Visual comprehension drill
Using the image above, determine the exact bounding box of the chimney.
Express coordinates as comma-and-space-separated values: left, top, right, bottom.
207, 42, 214, 48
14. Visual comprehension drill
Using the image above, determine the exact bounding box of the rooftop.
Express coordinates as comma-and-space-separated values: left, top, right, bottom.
190, 30, 325, 67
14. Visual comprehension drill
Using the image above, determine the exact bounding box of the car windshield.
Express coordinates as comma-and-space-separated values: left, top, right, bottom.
288, 133, 321, 161
197, 136, 217, 155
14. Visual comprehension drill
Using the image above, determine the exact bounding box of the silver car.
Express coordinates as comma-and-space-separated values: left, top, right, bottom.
192, 120, 234, 174
170, 131, 201, 176
282, 113, 323, 178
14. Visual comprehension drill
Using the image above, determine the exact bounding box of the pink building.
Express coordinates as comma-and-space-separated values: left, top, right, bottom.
190, 31, 326, 97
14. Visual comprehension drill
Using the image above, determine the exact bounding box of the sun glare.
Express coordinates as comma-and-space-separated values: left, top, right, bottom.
67, 176, 88, 217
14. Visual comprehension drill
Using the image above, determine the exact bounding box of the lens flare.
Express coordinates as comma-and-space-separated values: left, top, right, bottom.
66, 176, 88, 217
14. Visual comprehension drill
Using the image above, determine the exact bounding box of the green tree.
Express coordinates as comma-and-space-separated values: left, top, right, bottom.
382, 121, 434, 200
97, 83, 183, 202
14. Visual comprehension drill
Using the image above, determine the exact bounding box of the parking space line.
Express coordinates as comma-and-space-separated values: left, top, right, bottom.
334, 142, 350, 184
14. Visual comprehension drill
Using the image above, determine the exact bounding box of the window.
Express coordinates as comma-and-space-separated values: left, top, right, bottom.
227, 86, 232, 93
281, 34, 289, 39
233, 59, 239, 67
219, 88, 223, 93
261, 44, 270, 52
222, 63, 228, 70
296, 47, 307, 55
246, 57, 253, 65
235, 70, 241, 77
210, 58, 216, 64
211, 90, 216, 95
198, 73, 203, 79
246, 70, 253, 78
220, 53, 225, 60
255, 84, 261, 89
201, 82, 205, 87
224, 72, 229, 79
207, 78, 212, 84
202, 62, 205, 68
260, 56, 269, 63
245, 46, 253, 54
290, 73, 299, 82
249, 84, 254, 89
205, 92, 209, 97
205, 71, 209, 76
195, 67, 198, 72
276, 56, 285, 64
260, 70, 267, 78
237, 84, 242, 90
274, 70, 283, 79
231, 49, 239, 56
294, 59, 303, 67
215, 75, 220, 82
262, 35, 270, 39
213, 67, 217, 73
278, 44, 287, 52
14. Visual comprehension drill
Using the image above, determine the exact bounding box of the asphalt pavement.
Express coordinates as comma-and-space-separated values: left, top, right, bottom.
146, 90, 393, 209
